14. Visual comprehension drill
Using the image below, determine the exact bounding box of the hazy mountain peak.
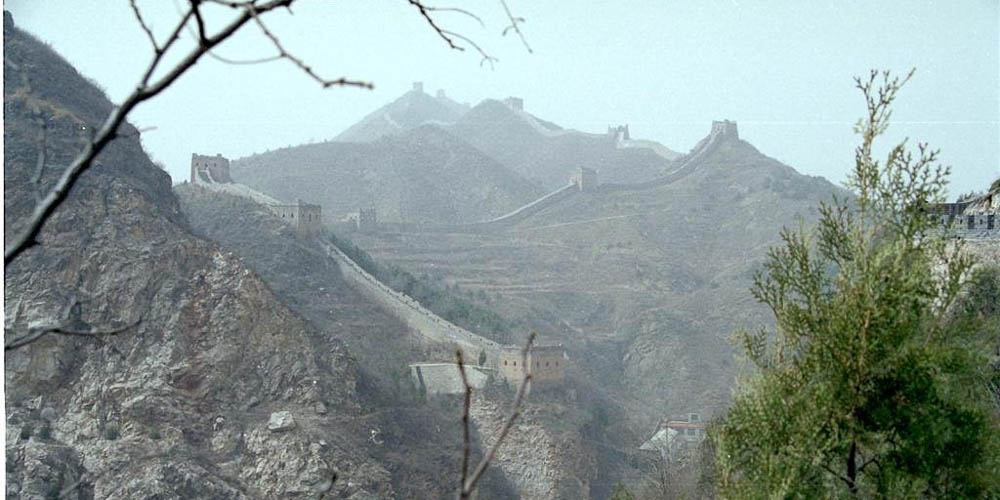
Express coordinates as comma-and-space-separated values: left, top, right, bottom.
333, 82, 469, 143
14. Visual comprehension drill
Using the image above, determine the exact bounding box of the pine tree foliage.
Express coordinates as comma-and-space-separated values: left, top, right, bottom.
713, 70, 1000, 498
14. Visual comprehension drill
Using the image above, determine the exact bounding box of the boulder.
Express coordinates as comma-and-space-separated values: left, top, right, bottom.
267, 411, 296, 432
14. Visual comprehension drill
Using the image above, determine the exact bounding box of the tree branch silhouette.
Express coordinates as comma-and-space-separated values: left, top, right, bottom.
4, 0, 373, 267
455, 332, 535, 499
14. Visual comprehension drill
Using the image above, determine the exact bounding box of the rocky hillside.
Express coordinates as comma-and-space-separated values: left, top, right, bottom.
447, 99, 678, 189
2, 13, 475, 499
232, 124, 544, 224
334, 84, 469, 143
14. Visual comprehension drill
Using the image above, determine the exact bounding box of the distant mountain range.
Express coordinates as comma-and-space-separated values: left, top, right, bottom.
234, 122, 545, 224
234, 85, 684, 224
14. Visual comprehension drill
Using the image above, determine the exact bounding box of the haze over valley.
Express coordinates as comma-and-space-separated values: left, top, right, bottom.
4, 2, 999, 498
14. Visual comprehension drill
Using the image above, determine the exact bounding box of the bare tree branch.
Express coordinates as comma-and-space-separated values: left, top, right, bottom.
407, 0, 464, 51
4, 0, 378, 266
455, 350, 473, 494
189, 0, 208, 44
499, 0, 532, 53
207, 51, 284, 65
173, 0, 284, 65
246, 4, 375, 89
425, 6, 484, 28
4, 320, 141, 351
457, 332, 535, 499
129, 0, 161, 51
441, 30, 497, 69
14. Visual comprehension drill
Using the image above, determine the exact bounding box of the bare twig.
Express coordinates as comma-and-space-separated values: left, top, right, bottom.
5, 315, 142, 351
207, 51, 284, 65
407, 0, 463, 51
441, 30, 497, 69
173, 0, 284, 65
499, 0, 532, 53
246, 4, 375, 89
130, 0, 160, 51
425, 6, 484, 28
455, 350, 473, 494
457, 332, 535, 499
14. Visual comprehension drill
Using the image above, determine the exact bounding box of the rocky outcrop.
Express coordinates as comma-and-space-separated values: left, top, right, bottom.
470, 393, 597, 499
4, 13, 394, 498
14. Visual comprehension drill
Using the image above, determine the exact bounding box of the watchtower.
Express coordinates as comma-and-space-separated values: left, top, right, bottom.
503, 97, 524, 112
570, 166, 598, 191
497, 344, 566, 390
190, 153, 232, 184
271, 199, 322, 238
358, 207, 378, 232
710, 120, 739, 140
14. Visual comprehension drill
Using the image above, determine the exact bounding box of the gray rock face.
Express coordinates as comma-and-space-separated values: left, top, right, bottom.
267, 411, 296, 432
4, 13, 396, 499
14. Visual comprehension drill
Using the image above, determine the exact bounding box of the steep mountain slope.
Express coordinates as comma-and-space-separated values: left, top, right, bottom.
175, 184, 606, 499
448, 99, 678, 189
350, 123, 842, 436
231, 124, 545, 224
334, 84, 469, 143
2, 13, 414, 498
173, 185, 523, 498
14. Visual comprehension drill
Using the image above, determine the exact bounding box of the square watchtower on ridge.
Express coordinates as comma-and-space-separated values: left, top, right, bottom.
271, 199, 322, 238
190, 153, 232, 184
570, 166, 598, 191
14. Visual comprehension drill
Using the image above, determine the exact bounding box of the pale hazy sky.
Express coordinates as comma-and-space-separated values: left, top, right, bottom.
6, 1, 998, 197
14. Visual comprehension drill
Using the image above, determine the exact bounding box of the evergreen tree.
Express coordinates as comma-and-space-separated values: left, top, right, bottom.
713, 70, 1000, 497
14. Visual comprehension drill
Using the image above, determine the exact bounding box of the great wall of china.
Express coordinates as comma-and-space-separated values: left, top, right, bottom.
361, 120, 741, 236
318, 237, 501, 359
189, 152, 561, 395
186, 120, 996, 392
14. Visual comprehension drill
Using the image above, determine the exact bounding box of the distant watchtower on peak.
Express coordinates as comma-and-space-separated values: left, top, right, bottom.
190, 153, 232, 184
710, 120, 738, 140
412, 81, 424, 93
608, 124, 630, 142
503, 97, 524, 112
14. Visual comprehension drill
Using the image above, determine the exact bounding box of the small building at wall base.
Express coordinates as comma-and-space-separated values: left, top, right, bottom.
410, 362, 488, 397
270, 199, 322, 238
640, 413, 706, 464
